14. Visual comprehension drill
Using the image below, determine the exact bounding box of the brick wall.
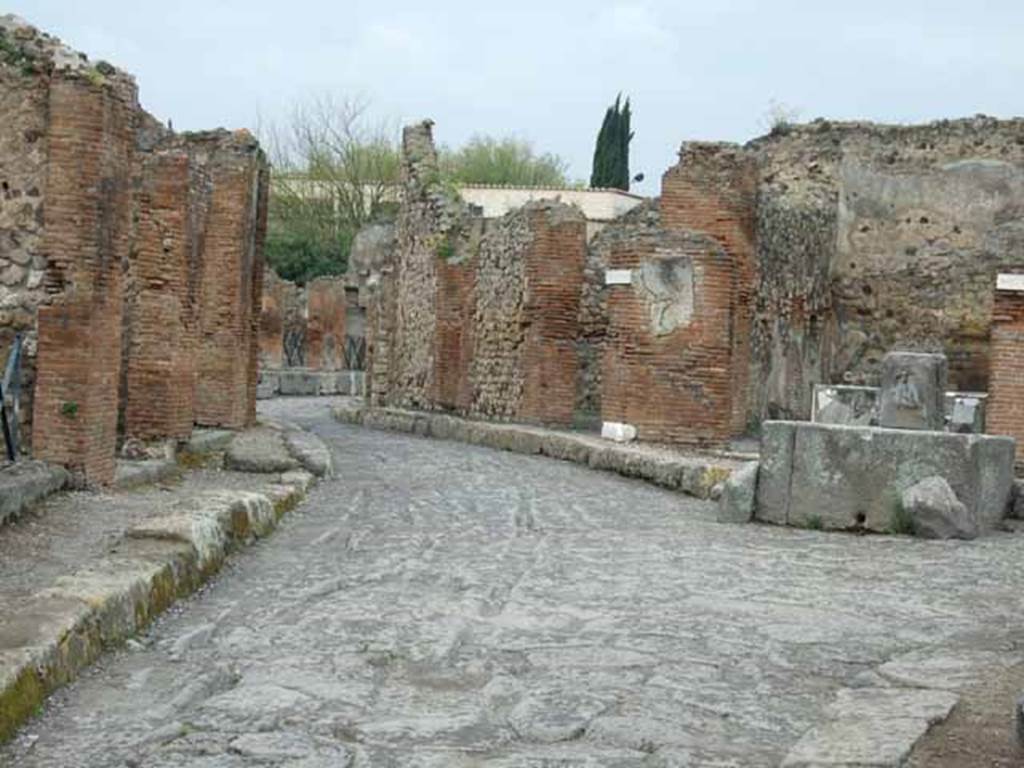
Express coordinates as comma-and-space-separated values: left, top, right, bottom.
2, 18, 268, 482
259, 270, 286, 369
466, 202, 585, 426
987, 283, 1024, 465
32, 73, 136, 484
432, 258, 476, 411
122, 149, 196, 440
306, 276, 347, 371
601, 230, 734, 447
518, 206, 586, 425
371, 123, 588, 427
661, 142, 757, 435
194, 137, 266, 429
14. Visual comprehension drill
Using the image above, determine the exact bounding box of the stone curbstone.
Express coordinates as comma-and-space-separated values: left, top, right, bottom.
718, 462, 759, 524
0, 461, 70, 527
0, 473, 319, 743
114, 458, 181, 490
331, 403, 738, 500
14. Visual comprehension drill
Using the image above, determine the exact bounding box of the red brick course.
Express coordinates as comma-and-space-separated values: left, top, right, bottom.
988, 284, 1024, 465
32, 75, 136, 484
518, 208, 585, 426
194, 148, 266, 429
123, 150, 197, 440
432, 259, 476, 411
661, 143, 757, 436
601, 231, 734, 447
307, 278, 347, 371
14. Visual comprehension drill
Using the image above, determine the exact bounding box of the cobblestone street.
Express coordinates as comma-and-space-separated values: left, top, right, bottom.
4, 399, 1024, 767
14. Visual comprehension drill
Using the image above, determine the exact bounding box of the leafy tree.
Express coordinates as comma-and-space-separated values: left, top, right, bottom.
262, 95, 400, 284
439, 136, 570, 187
590, 94, 633, 190
262, 99, 573, 283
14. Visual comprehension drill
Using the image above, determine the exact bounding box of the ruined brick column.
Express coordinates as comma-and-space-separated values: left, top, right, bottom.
122, 147, 198, 441
32, 72, 137, 484
601, 230, 735, 447
193, 133, 267, 429
518, 205, 586, 425
259, 270, 288, 370
306, 277, 347, 371
987, 274, 1024, 466
661, 142, 757, 435
432, 258, 477, 411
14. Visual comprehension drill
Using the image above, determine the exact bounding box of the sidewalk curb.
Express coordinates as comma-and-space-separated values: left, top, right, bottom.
332, 402, 742, 499
0, 469, 316, 742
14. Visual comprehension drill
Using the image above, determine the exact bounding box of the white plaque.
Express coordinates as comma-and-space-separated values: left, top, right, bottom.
996, 273, 1024, 292
605, 269, 633, 286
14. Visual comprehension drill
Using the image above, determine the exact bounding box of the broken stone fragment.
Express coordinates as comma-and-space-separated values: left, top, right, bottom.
717, 462, 759, 524
600, 421, 636, 443
901, 475, 977, 540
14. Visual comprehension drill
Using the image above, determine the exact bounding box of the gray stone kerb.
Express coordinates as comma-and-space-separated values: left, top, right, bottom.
0, 426, 333, 742
332, 401, 744, 499
0, 461, 69, 527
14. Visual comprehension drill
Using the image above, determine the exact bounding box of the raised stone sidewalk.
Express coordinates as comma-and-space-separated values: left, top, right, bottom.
0, 421, 332, 741
332, 400, 749, 499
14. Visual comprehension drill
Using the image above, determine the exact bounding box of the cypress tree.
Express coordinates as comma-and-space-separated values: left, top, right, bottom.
589, 94, 633, 190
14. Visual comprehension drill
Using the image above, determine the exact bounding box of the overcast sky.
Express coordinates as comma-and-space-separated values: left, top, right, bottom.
11, 1, 1024, 194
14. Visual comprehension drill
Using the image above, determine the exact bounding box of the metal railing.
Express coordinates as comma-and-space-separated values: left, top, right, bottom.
1, 334, 23, 461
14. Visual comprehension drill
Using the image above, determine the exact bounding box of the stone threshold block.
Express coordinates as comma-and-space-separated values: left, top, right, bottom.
756, 421, 1015, 533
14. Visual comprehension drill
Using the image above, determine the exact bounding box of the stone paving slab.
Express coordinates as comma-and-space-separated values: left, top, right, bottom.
0, 422, 333, 742
3, 399, 1024, 766
332, 400, 746, 499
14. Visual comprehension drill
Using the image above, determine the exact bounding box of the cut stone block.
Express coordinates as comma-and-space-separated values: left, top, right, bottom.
278, 370, 321, 397
812, 385, 878, 426
717, 462, 758, 524
601, 421, 637, 443
337, 371, 366, 396
878, 352, 948, 431
945, 392, 986, 434
756, 421, 1015, 533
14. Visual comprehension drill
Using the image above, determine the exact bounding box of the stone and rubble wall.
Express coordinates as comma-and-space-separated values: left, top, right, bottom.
366, 122, 587, 426
748, 117, 1024, 420
590, 117, 1024, 433
1, 15, 267, 483
987, 278, 1024, 466
468, 203, 585, 425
